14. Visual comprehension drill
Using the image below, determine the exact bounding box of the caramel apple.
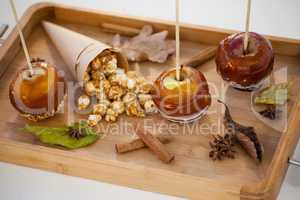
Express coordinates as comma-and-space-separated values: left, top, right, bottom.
152, 66, 211, 122
9, 60, 65, 121
216, 32, 274, 90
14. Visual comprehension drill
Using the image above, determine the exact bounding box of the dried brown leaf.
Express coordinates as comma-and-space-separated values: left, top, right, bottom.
112, 25, 175, 63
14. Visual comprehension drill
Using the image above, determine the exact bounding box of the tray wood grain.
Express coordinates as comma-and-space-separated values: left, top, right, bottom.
0, 3, 300, 200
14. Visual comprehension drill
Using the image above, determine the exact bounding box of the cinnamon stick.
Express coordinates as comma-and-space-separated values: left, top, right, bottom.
115, 135, 173, 154
100, 23, 140, 37
181, 46, 217, 67
135, 125, 175, 163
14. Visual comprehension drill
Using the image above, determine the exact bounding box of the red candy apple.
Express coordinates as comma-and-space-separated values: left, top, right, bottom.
216, 32, 274, 89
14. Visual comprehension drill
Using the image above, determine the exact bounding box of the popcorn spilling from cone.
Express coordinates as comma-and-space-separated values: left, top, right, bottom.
42, 21, 157, 126
82, 51, 157, 125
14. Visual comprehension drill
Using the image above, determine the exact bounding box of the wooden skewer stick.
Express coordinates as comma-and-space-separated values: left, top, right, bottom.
175, 0, 181, 81
9, 0, 33, 76
181, 46, 217, 68
244, 0, 252, 53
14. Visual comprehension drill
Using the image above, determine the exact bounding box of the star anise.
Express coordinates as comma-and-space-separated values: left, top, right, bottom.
209, 133, 236, 161
68, 127, 86, 139
259, 105, 281, 120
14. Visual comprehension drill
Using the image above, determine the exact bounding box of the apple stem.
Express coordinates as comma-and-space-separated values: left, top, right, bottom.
9, 0, 34, 77
175, 0, 181, 81
244, 0, 252, 54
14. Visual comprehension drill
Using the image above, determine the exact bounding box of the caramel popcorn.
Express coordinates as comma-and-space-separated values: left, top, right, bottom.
96, 89, 107, 101
108, 85, 125, 100
135, 77, 146, 84
77, 95, 91, 110
136, 82, 153, 94
102, 54, 117, 75
83, 72, 90, 82
123, 92, 137, 105
84, 81, 96, 96
127, 78, 136, 90
138, 94, 152, 106
87, 114, 102, 126
125, 100, 145, 117
92, 79, 100, 89
91, 57, 102, 71
143, 100, 158, 114
93, 100, 110, 116
91, 70, 105, 81
80, 52, 158, 125
109, 73, 128, 87
105, 108, 118, 122
102, 79, 111, 95
111, 101, 125, 114
116, 68, 125, 75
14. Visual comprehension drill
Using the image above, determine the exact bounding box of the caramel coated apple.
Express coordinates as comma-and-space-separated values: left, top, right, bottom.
216, 32, 274, 88
9, 61, 65, 121
152, 66, 211, 117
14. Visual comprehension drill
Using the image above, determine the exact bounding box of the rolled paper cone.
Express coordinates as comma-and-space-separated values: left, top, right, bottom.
42, 21, 129, 85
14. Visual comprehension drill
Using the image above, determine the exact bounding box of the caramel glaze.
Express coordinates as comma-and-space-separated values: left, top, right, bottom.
216, 32, 274, 87
9, 62, 65, 117
152, 66, 211, 117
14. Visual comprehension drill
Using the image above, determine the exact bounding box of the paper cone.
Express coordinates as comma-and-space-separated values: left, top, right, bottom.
42, 21, 128, 84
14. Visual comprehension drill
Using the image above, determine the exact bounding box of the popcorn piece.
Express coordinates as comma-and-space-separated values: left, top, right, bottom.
102, 79, 111, 95
83, 72, 90, 82
102, 54, 118, 76
86, 66, 92, 73
111, 101, 125, 114
84, 81, 96, 96
108, 74, 118, 85
92, 79, 100, 89
87, 114, 102, 127
96, 89, 108, 101
105, 108, 118, 122
93, 100, 110, 116
123, 92, 137, 105
77, 95, 91, 110
91, 70, 105, 81
138, 94, 152, 106
127, 78, 136, 90
91, 57, 102, 71
136, 82, 153, 94
116, 68, 125, 75
144, 100, 158, 114
109, 73, 128, 87
126, 100, 145, 117
108, 85, 125, 100
135, 77, 146, 84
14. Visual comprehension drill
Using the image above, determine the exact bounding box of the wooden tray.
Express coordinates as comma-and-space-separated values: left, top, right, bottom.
1, 3, 300, 199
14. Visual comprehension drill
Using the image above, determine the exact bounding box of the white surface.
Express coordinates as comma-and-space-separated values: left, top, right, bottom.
0, 0, 300, 199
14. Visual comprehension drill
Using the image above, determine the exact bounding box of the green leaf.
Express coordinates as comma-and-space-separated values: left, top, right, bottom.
22, 123, 100, 150
255, 82, 292, 105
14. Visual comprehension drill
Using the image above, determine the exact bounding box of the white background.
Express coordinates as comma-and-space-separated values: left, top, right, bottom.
1, 0, 300, 199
